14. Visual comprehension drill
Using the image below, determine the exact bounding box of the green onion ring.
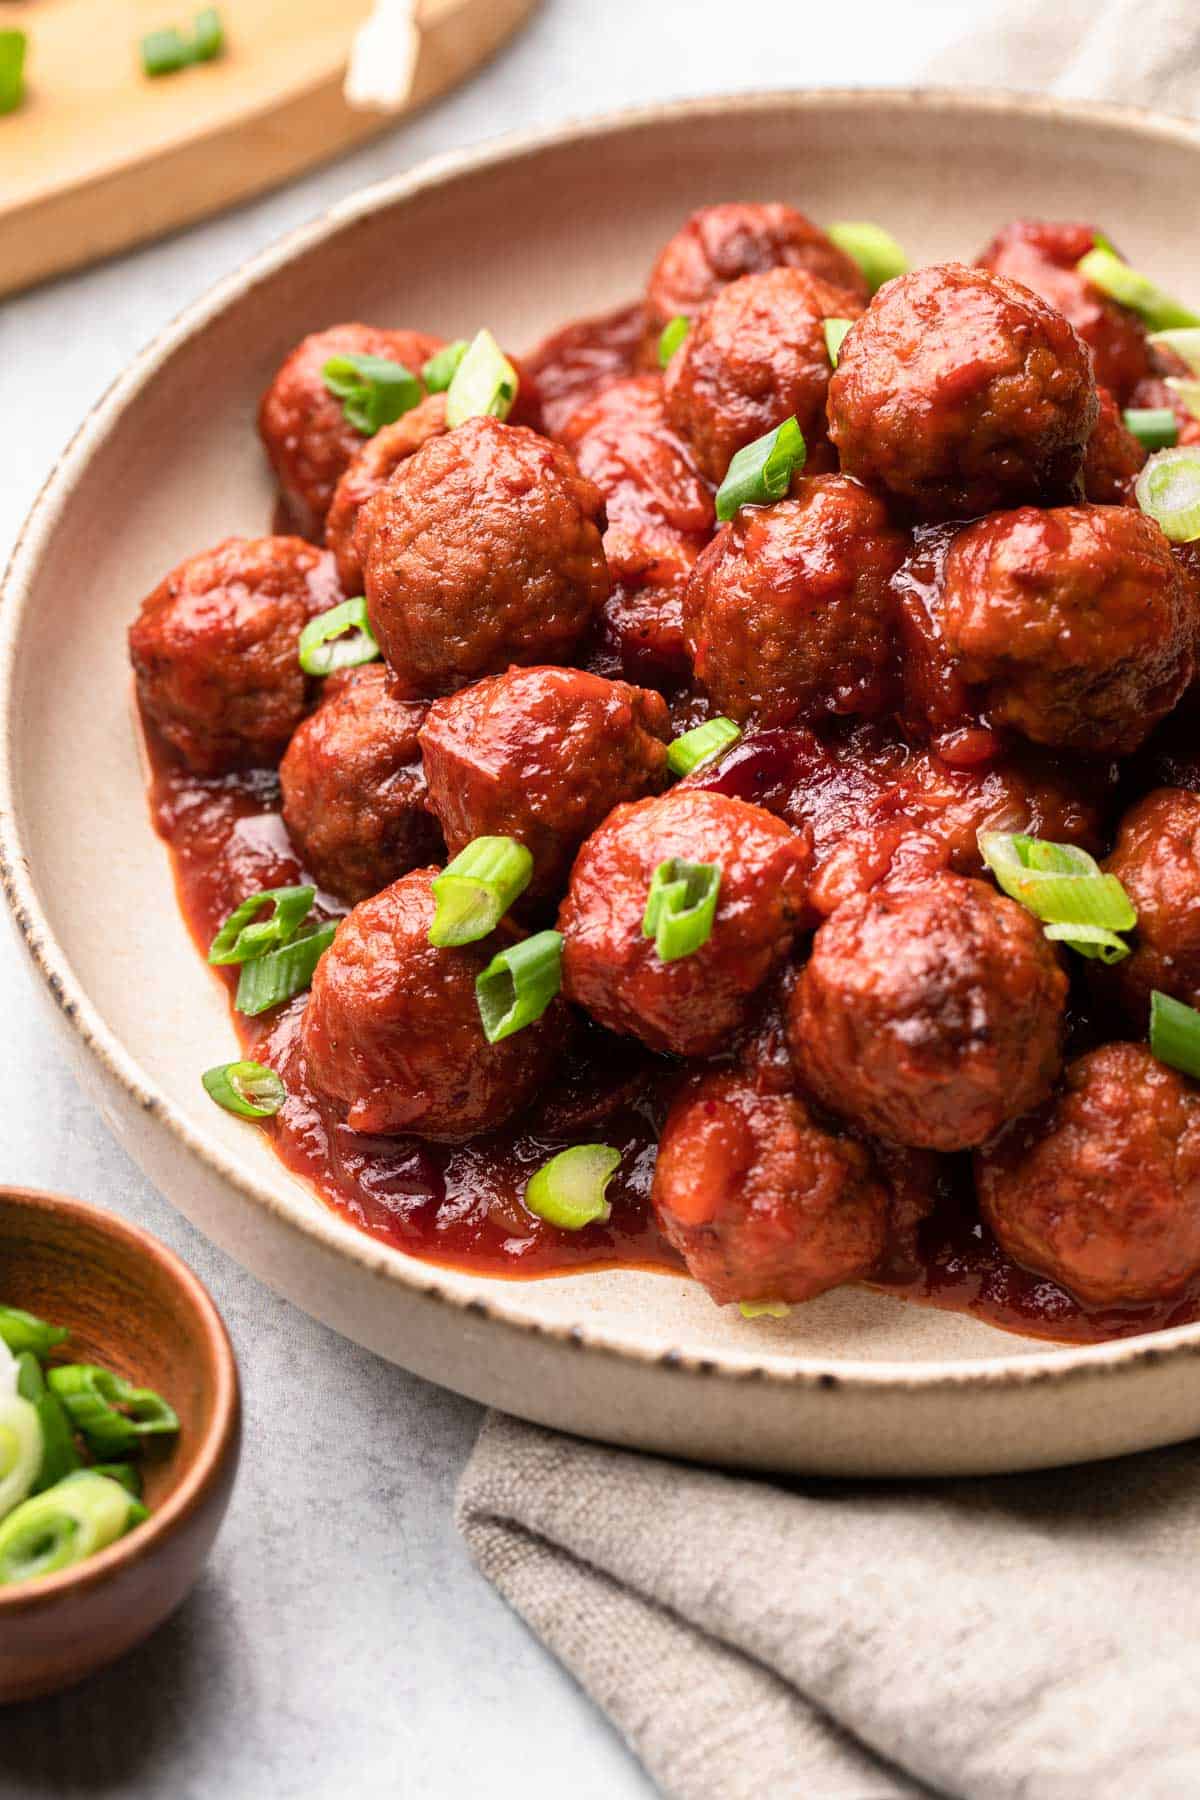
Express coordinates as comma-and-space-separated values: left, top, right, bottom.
658, 316, 690, 368
1076, 248, 1200, 331
715, 417, 806, 523
1150, 990, 1200, 1081
444, 329, 519, 428
524, 1144, 621, 1230
475, 930, 562, 1043
208, 884, 316, 966
202, 1060, 287, 1118
1135, 447, 1200, 543
827, 221, 907, 293
429, 837, 534, 947
298, 598, 381, 677
666, 717, 742, 779
641, 859, 722, 963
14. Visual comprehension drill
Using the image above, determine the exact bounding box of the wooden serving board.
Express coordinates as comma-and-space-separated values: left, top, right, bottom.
0, 0, 538, 297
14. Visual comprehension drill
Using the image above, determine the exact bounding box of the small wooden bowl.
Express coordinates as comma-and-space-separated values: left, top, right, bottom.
0, 1187, 240, 1703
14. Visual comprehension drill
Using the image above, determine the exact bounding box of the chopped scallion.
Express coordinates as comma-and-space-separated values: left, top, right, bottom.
1149, 328, 1200, 376
0, 1471, 146, 1586
475, 930, 562, 1043
658, 315, 690, 367
298, 597, 381, 676
234, 923, 337, 1016
322, 352, 422, 435
421, 339, 470, 393
977, 831, 1135, 961
1076, 248, 1200, 331
47, 1365, 179, 1456
191, 7, 224, 61
1150, 990, 1200, 1081
141, 26, 192, 75
0, 29, 27, 114
827, 221, 907, 293
208, 885, 315, 966
642, 859, 721, 963
1135, 447, 1200, 543
715, 417, 806, 522
823, 317, 853, 368
524, 1144, 620, 1230
1123, 407, 1178, 452
444, 328, 519, 428
202, 1060, 287, 1119
0, 1394, 42, 1521
1166, 377, 1200, 422
739, 1300, 791, 1320
667, 716, 741, 778
429, 838, 533, 948
0, 1306, 68, 1360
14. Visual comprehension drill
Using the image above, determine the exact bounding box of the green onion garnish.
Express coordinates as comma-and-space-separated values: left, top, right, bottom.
475, 930, 562, 1043
0, 1395, 40, 1520
25, 1377, 82, 1495
1123, 407, 1178, 451
234, 923, 337, 1016
141, 26, 192, 75
1076, 248, 1200, 332
667, 716, 741, 778
1150, 990, 1200, 1080
0, 1471, 147, 1587
91, 1462, 143, 1501
322, 352, 422, 435
444, 328, 519, 428
47, 1365, 179, 1455
298, 597, 381, 676
641, 859, 722, 963
208, 884, 316, 966
739, 1300, 791, 1320
202, 1059, 287, 1118
1149, 328, 1200, 376
524, 1144, 620, 1230
658, 315, 690, 368
823, 317, 853, 368
977, 831, 1135, 963
715, 417, 806, 523
191, 7, 224, 61
0, 1306, 68, 1359
428, 838, 533, 948
827, 221, 907, 293
1166, 377, 1200, 422
1135, 447, 1200, 543
0, 29, 27, 113
421, 339, 470, 393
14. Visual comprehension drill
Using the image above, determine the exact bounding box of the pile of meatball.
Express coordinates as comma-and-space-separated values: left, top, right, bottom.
129, 202, 1200, 1322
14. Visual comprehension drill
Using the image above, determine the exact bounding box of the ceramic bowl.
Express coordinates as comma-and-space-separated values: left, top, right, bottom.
5, 89, 1200, 1478
0, 1187, 240, 1703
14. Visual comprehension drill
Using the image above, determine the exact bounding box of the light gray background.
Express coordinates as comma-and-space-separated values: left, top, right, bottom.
1, 3, 967, 1793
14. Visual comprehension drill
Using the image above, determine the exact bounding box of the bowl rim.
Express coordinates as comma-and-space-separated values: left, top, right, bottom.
0, 1185, 239, 1613
6, 84, 1200, 1397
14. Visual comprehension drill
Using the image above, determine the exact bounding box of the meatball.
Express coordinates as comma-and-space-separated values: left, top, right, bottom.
1083, 386, 1146, 504
558, 788, 811, 1056
650, 1072, 887, 1306
683, 475, 907, 727
1101, 788, 1200, 1026
258, 324, 443, 534
129, 536, 340, 775
663, 267, 863, 483
645, 203, 867, 332
301, 868, 560, 1139
790, 873, 1067, 1151
419, 666, 671, 905
827, 263, 1098, 520
977, 1043, 1200, 1306
362, 418, 610, 697
325, 394, 448, 594
941, 503, 1195, 755
977, 220, 1152, 401
279, 665, 442, 904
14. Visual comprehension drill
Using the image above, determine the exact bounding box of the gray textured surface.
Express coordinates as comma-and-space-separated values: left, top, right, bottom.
0, 2, 964, 1793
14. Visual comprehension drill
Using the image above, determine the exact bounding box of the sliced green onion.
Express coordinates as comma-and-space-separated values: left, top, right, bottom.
641, 859, 722, 963
0, 1306, 68, 1360
191, 7, 224, 61
827, 221, 907, 293
234, 923, 337, 1016
0, 1472, 146, 1586
1076, 248, 1200, 331
202, 1060, 287, 1119
1123, 407, 1178, 451
298, 597, 381, 676
0, 1395, 41, 1521
658, 315, 690, 368
823, 318, 853, 368
444, 328, 519, 428
15, 1361, 83, 1495
715, 417, 806, 523
141, 26, 192, 75
1135, 448, 1200, 543
1150, 990, 1200, 1080
977, 831, 1135, 961
429, 838, 533, 948
47, 1365, 179, 1456
1166, 377, 1200, 422
0, 1339, 13, 1398
13, 1354, 41, 1404
524, 1145, 620, 1230
1042, 922, 1131, 964
322, 352, 422, 435
0, 29, 27, 113
475, 930, 562, 1043
421, 339, 470, 393
1150, 328, 1200, 376
208, 884, 315, 966
667, 716, 742, 778
739, 1300, 791, 1320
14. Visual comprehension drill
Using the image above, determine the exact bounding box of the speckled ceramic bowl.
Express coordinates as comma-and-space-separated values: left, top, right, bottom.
5, 90, 1200, 1478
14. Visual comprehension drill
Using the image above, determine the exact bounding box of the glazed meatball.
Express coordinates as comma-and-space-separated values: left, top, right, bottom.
558, 788, 811, 1056
827, 263, 1098, 519
683, 475, 907, 727
1101, 788, 1200, 1026
663, 268, 863, 483
362, 418, 610, 696
325, 394, 448, 594
258, 324, 443, 534
1083, 386, 1146, 504
977, 220, 1153, 401
645, 203, 867, 332
301, 868, 560, 1139
977, 1043, 1200, 1306
650, 1072, 887, 1306
790, 874, 1068, 1151
279, 665, 442, 904
129, 536, 340, 775
941, 504, 1196, 755
419, 666, 671, 904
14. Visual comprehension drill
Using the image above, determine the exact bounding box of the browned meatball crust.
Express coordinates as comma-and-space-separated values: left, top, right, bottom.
325, 394, 448, 594
645, 203, 868, 331
301, 868, 560, 1139
790, 874, 1068, 1151
129, 536, 340, 775
1082, 386, 1146, 505
662, 267, 864, 483
1102, 788, 1200, 1026
683, 475, 907, 727
827, 263, 1098, 520
279, 664, 442, 904
651, 1072, 888, 1306
941, 504, 1196, 755
362, 418, 610, 697
258, 324, 443, 534
977, 1043, 1200, 1306
559, 788, 811, 1056
419, 666, 671, 905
